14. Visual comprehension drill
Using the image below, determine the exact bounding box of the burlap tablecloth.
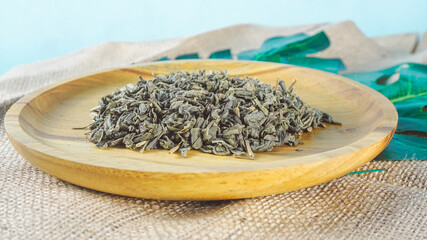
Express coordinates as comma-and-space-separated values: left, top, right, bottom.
1, 21, 426, 239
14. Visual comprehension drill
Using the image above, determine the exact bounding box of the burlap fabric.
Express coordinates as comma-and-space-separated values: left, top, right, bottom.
1, 21, 426, 239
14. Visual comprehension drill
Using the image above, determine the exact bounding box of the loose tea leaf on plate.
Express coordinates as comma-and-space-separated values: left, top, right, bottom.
83, 71, 340, 158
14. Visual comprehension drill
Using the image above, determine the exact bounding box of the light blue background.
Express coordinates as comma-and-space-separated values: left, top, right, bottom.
1, 0, 427, 75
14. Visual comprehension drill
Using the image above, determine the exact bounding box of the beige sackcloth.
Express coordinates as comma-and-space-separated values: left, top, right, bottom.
1, 21, 426, 239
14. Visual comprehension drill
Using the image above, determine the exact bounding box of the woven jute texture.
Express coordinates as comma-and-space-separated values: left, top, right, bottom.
1, 21, 426, 239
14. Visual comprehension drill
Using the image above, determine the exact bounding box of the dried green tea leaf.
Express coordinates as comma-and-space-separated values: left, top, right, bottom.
83, 70, 340, 158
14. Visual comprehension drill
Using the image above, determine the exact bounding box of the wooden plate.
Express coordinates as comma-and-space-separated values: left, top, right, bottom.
5, 60, 397, 200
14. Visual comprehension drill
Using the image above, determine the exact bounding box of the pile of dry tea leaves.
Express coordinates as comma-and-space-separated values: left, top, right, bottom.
84, 71, 339, 158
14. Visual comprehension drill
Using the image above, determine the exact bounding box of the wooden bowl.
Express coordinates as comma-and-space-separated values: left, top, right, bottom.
4, 60, 397, 200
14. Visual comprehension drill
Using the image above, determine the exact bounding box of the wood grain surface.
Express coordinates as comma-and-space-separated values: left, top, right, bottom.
4, 60, 398, 200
